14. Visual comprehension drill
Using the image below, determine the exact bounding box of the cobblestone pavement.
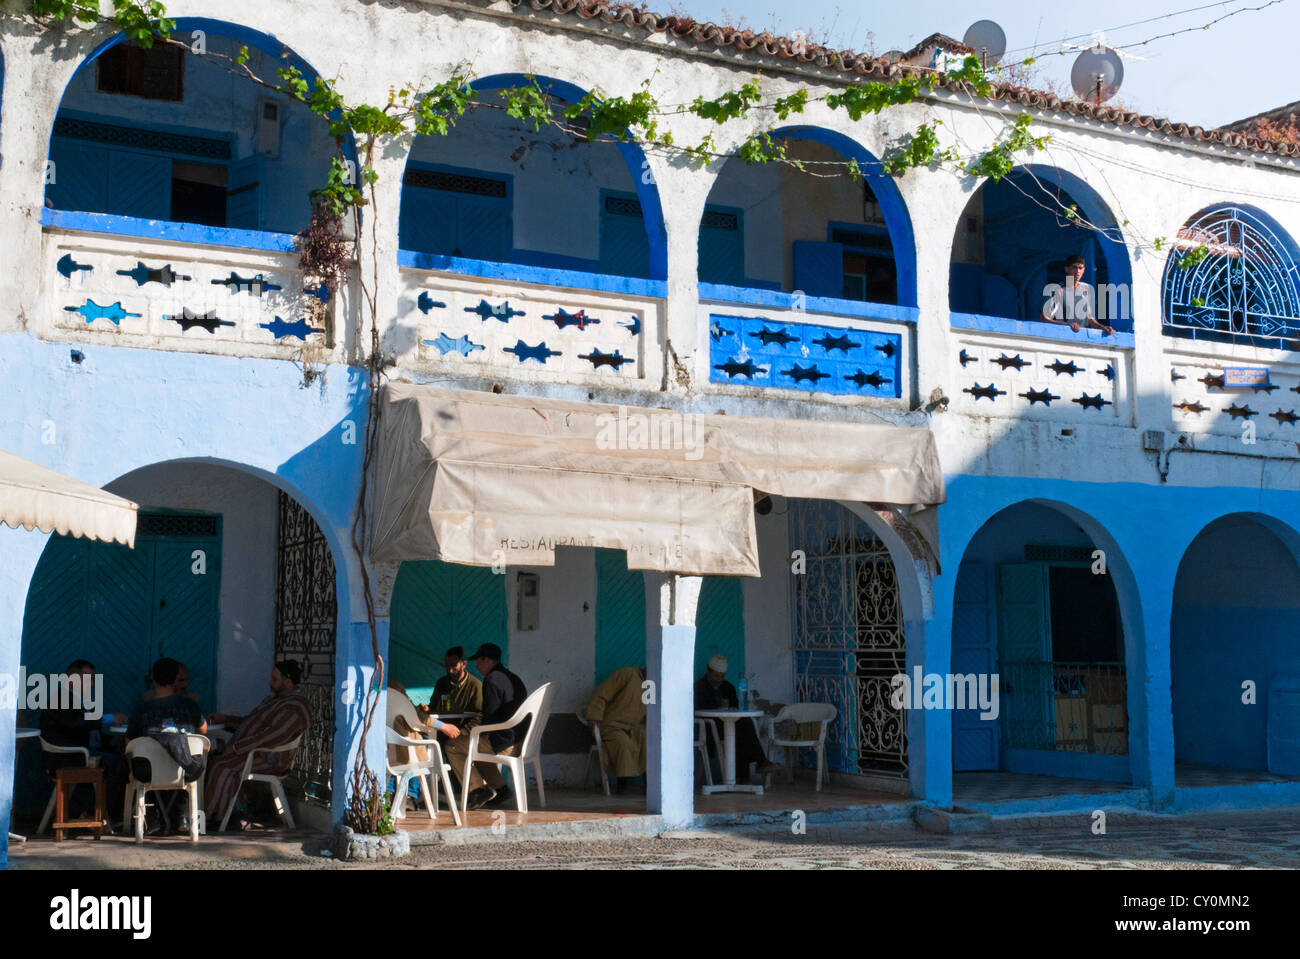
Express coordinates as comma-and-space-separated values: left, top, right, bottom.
16, 807, 1286, 870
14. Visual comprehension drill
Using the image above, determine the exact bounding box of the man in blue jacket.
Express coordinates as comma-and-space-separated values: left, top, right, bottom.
445, 643, 528, 810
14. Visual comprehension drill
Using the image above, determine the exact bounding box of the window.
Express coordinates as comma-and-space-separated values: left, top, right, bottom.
95, 44, 184, 102
832, 225, 897, 304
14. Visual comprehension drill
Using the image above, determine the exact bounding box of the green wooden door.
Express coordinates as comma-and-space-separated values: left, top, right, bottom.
21, 516, 222, 717
594, 549, 647, 684
150, 538, 221, 710
390, 560, 507, 705
694, 577, 746, 683
997, 563, 1053, 750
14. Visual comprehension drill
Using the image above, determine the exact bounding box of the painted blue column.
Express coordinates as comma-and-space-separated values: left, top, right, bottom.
1134, 576, 1176, 808
910, 605, 953, 807
646, 573, 698, 828
331, 618, 390, 826
0, 526, 49, 869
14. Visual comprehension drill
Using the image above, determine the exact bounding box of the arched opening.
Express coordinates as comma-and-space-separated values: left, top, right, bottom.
44, 20, 353, 238
702, 128, 916, 400
14, 460, 340, 826
951, 502, 1134, 795
787, 498, 910, 783
949, 165, 1133, 331
1161, 204, 1300, 349
700, 128, 916, 308
1172, 514, 1300, 785
397, 75, 667, 285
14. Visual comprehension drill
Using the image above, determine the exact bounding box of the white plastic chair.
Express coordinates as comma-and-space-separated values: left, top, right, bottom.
767, 703, 837, 791
458, 681, 559, 814
695, 718, 723, 788
385, 692, 462, 826
122, 734, 211, 843
576, 705, 611, 796
37, 738, 94, 835
218, 733, 303, 832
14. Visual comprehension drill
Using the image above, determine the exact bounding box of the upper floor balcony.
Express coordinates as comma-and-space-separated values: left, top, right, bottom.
16, 17, 1300, 443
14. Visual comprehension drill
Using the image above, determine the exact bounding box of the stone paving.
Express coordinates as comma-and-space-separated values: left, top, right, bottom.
8, 806, 1300, 869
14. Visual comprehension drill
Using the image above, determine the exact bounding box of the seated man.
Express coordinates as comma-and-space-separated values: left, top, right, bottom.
1041, 254, 1115, 335
141, 661, 200, 706
694, 654, 779, 782
417, 646, 483, 751
204, 660, 312, 829
125, 658, 208, 833
585, 665, 647, 794
443, 643, 526, 810
39, 658, 129, 822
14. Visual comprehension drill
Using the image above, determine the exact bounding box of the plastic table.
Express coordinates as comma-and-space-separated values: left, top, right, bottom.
695, 709, 766, 795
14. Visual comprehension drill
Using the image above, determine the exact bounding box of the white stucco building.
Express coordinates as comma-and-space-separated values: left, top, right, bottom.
3, 1, 1300, 857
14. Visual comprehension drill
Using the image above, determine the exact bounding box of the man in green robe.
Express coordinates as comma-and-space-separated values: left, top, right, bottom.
585, 666, 647, 794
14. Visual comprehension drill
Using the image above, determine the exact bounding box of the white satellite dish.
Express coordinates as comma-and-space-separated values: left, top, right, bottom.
962, 19, 1007, 66
1070, 45, 1124, 104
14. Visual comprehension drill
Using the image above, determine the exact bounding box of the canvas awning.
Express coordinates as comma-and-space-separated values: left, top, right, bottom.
0, 450, 138, 547
370, 383, 944, 577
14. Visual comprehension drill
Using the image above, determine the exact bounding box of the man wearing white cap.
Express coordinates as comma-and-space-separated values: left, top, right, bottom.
694, 653, 779, 782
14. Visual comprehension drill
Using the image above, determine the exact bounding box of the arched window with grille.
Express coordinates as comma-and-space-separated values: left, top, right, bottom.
1162, 205, 1300, 348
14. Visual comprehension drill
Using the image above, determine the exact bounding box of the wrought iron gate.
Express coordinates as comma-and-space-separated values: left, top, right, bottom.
789, 499, 908, 778
274, 490, 337, 803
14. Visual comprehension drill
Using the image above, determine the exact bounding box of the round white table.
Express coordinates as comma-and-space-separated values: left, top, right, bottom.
695, 709, 766, 795
9, 729, 40, 842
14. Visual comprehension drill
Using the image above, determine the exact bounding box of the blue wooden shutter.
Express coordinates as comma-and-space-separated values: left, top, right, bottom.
47, 140, 111, 213
594, 549, 646, 683
457, 196, 511, 261
107, 150, 172, 220
399, 187, 458, 255
997, 563, 1053, 751
150, 536, 221, 712
698, 207, 745, 286
694, 577, 746, 681
793, 241, 844, 299
225, 155, 265, 231
952, 561, 998, 770
599, 196, 651, 278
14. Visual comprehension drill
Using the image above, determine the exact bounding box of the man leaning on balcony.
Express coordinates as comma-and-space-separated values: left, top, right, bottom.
1042, 254, 1114, 335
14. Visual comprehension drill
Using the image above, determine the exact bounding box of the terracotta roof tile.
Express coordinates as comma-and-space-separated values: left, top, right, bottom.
506, 0, 1300, 159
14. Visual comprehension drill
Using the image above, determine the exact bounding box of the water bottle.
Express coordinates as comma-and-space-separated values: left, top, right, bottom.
738, 678, 749, 711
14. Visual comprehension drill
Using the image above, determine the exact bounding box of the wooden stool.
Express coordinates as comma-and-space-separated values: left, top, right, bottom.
52, 766, 107, 840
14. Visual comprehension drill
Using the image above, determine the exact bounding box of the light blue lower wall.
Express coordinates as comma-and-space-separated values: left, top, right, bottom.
0, 332, 374, 851
933, 473, 1300, 810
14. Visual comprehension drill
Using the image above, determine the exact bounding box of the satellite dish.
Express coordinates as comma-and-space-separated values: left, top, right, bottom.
882, 49, 904, 64
962, 20, 1007, 65
1071, 45, 1124, 104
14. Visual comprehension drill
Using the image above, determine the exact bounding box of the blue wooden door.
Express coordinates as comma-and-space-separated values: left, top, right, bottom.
226, 155, 265, 230
457, 196, 511, 261
594, 549, 646, 683
997, 563, 1053, 751
107, 150, 171, 220
694, 577, 745, 682
793, 241, 845, 299
952, 560, 999, 770
389, 560, 507, 705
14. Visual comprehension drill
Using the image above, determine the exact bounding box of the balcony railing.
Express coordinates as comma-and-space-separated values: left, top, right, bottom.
950, 314, 1133, 423
42, 213, 339, 361
1002, 660, 1128, 755
394, 256, 661, 389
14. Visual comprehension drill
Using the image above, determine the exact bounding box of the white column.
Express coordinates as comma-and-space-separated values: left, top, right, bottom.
646, 573, 701, 828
